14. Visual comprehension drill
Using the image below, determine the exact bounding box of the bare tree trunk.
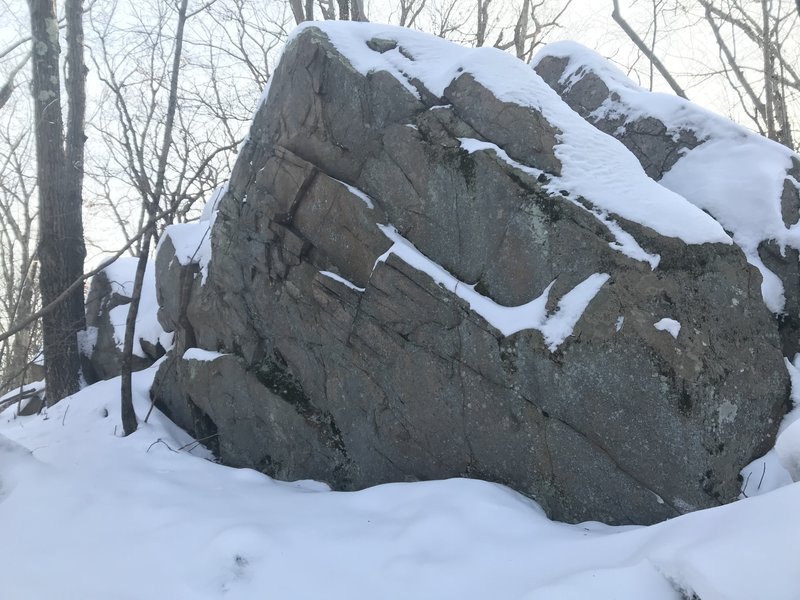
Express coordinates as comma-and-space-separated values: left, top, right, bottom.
337, 0, 350, 20
120, 0, 190, 436
7, 262, 38, 386
476, 0, 491, 46
289, 0, 306, 24
28, 0, 86, 404
304, 0, 314, 20
316, 0, 336, 19
65, 0, 87, 347
649, 0, 657, 90
65, 0, 86, 199
761, 0, 776, 141
351, 0, 367, 21
119, 230, 152, 436
513, 0, 530, 59
397, 0, 425, 27
611, 0, 688, 99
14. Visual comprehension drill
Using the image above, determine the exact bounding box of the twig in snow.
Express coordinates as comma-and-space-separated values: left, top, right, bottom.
741, 471, 752, 497
146, 438, 177, 453
758, 462, 767, 490
177, 432, 219, 453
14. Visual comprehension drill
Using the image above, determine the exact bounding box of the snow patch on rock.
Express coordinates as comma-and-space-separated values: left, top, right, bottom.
162, 222, 213, 284
320, 271, 366, 292
654, 318, 681, 339
183, 348, 227, 362
377, 224, 608, 349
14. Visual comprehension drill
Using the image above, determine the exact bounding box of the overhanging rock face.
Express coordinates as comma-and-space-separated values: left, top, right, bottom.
152, 24, 789, 525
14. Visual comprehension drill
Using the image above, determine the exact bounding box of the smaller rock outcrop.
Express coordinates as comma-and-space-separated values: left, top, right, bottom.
83, 258, 169, 382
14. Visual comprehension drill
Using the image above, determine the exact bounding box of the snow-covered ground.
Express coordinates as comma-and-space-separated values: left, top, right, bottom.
0, 365, 799, 600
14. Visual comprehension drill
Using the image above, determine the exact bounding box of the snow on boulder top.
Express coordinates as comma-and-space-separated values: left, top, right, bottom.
200, 182, 228, 222
287, 22, 731, 247
160, 221, 213, 284
531, 41, 738, 138
160, 184, 227, 285
533, 41, 800, 314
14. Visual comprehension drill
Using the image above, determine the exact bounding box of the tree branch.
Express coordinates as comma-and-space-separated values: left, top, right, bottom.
0, 204, 180, 346
611, 0, 688, 99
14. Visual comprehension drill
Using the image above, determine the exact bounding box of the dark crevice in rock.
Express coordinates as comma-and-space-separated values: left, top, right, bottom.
186, 393, 220, 458
251, 352, 349, 460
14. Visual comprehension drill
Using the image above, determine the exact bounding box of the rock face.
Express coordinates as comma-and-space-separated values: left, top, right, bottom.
533, 42, 800, 357
152, 24, 790, 525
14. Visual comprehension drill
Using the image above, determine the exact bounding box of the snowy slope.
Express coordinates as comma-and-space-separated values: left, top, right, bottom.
533, 41, 800, 314
0, 367, 799, 600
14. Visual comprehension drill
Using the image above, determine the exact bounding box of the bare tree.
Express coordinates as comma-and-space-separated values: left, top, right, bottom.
0, 53, 29, 111
289, 0, 307, 23
0, 113, 40, 395
700, 0, 797, 148
289, 0, 366, 24
394, 0, 427, 28
27, 0, 88, 404
88, 0, 247, 434
614, 0, 798, 149
494, 0, 574, 62
611, 0, 688, 98
105, 0, 190, 435
351, 0, 366, 20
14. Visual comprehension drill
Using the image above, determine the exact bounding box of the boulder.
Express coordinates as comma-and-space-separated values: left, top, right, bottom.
152, 24, 789, 525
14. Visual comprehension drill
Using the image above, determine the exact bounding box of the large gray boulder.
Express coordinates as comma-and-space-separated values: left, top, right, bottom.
152, 24, 789, 525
